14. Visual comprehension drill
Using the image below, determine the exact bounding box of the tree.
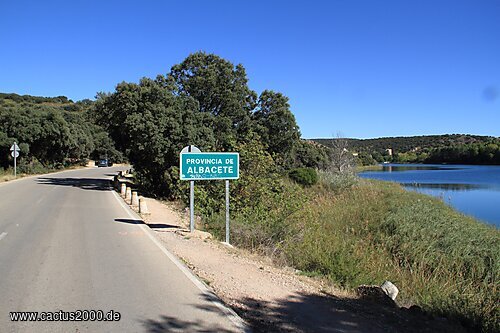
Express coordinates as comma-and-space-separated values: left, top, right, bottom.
0, 130, 15, 169
92, 77, 215, 196
168, 52, 257, 149
253, 90, 301, 166
0, 93, 121, 168
356, 152, 377, 166
329, 134, 355, 173
294, 140, 330, 169
91, 52, 332, 199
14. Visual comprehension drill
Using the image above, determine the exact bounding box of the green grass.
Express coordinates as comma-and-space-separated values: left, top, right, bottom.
203, 173, 499, 332
356, 164, 383, 172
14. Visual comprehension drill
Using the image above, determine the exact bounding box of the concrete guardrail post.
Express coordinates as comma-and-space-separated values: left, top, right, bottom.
131, 191, 139, 206
139, 197, 150, 215
125, 187, 132, 201
121, 183, 127, 197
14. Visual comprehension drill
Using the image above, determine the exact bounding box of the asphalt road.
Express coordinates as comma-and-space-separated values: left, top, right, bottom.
0, 167, 245, 333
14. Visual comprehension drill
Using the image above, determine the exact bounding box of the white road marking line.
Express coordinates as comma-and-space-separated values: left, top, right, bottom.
110, 189, 249, 332
0, 232, 7, 241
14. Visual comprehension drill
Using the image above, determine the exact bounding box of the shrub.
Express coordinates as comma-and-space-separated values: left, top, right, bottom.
204, 178, 307, 260
318, 169, 358, 192
289, 168, 318, 186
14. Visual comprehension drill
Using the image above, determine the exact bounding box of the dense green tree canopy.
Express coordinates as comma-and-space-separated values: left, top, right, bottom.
92, 52, 324, 198
0, 93, 122, 170
168, 52, 258, 149
314, 134, 500, 165
253, 90, 301, 165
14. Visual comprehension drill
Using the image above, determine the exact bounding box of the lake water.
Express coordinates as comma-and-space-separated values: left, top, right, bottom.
359, 164, 500, 227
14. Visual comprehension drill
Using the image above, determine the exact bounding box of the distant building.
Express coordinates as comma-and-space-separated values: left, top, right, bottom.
385, 148, 393, 156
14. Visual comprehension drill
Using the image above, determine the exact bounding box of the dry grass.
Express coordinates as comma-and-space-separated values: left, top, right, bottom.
204, 173, 499, 332
283, 178, 498, 332
0, 169, 25, 182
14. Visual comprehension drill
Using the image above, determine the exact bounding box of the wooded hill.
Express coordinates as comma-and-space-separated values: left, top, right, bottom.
313, 134, 494, 153
0, 92, 122, 171
313, 135, 500, 165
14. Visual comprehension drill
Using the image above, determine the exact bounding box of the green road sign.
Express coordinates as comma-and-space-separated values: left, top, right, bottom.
180, 152, 239, 180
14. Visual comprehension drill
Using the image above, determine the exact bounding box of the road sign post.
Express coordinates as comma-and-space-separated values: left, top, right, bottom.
10, 142, 20, 178
190, 180, 195, 233
225, 180, 230, 244
179, 149, 239, 244
181, 145, 202, 233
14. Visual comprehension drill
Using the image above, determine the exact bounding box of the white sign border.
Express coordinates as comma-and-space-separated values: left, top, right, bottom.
180, 152, 240, 181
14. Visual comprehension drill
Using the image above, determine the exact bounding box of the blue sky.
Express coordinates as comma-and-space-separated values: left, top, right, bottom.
1, 0, 499, 139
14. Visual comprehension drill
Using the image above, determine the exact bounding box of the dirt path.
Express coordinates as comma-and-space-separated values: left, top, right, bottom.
139, 197, 467, 333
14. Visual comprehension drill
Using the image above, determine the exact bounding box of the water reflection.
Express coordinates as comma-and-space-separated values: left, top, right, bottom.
403, 183, 483, 191
359, 164, 500, 227
382, 165, 464, 172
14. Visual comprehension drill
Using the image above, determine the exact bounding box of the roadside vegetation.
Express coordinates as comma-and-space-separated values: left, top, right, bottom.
205, 171, 498, 332
0, 93, 122, 173
2, 52, 498, 332
0, 166, 54, 182
0, 168, 18, 182
0, 163, 92, 183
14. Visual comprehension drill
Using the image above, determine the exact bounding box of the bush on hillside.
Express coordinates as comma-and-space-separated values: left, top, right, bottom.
289, 168, 318, 186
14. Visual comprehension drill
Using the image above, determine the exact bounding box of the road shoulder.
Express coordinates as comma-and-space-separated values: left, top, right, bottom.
110, 191, 249, 332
